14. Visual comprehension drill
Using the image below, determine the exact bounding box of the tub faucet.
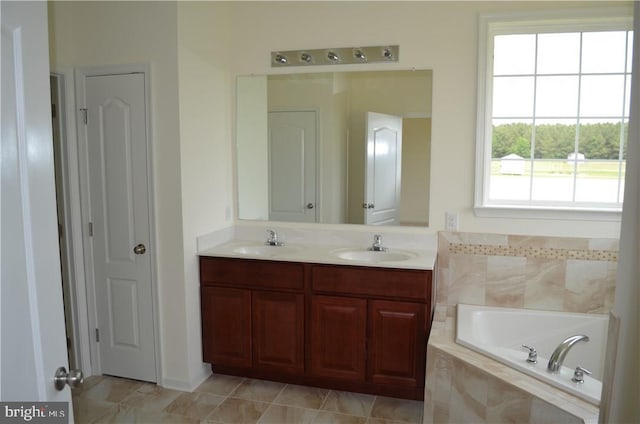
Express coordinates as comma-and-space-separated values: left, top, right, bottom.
547, 334, 589, 373
265, 229, 284, 246
369, 234, 388, 252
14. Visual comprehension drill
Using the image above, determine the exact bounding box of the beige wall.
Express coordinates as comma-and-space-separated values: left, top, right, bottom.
401, 118, 431, 226
176, 1, 234, 388
237, 76, 269, 220
226, 0, 629, 238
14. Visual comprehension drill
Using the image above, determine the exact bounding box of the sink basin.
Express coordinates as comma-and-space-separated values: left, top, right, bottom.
331, 248, 416, 263
231, 244, 300, 257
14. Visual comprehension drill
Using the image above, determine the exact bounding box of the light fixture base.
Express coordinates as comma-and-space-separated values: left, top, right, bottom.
271, 45, 399, 67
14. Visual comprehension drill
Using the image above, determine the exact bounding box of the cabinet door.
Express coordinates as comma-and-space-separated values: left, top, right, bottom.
368, 300, 425, 387
252, 291, 304, 374
310, 295, 366, 381
201, 286, 252, 367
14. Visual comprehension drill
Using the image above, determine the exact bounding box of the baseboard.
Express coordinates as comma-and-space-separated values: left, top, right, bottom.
160, 365, 211, 392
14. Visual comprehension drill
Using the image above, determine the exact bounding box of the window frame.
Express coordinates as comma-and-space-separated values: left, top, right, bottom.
475, 7, 633, 221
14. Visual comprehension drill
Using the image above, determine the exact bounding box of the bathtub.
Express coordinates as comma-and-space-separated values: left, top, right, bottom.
455, 303, 608, 405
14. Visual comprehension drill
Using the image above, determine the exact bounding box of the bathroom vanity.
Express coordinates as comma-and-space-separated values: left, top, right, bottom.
198, 242, 435, 400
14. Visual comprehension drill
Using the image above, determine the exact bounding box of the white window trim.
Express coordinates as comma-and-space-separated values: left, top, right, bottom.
474, 7, 633, 221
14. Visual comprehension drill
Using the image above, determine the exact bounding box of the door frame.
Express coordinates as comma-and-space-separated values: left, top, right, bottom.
50, 69, 91, 373
71, 63, 161, 380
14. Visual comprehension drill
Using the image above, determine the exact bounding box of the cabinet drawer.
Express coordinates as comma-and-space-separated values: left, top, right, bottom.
311, 265, 431, 301
200, 257, 304, 290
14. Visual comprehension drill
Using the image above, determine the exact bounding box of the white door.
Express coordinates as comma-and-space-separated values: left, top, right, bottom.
364, 112, 403, 225
1, 0, 75, 408
268, 111, 317, 223
81, 73, 157, 382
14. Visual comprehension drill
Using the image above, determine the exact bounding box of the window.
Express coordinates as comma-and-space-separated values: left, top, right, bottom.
475, 9, 633, 218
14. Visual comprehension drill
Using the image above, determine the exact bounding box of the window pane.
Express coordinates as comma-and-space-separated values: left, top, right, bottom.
574, 161, 621, 203
492, 119, 532, 159
534, 119, 576, 159
625, 74, 632, 116
494, 34, 536, 75
578, 119, 623, 160
582, 31, 627, 73
537, 32, 580, 74
619, 162, 626, 202
530, 160, 575, 201
489, 168, 531, 201
580, 75, 625, 117
627, 31, 634, 73
535, 76, 578, 117
493, 76, 534, 117
622, 119, 629, 160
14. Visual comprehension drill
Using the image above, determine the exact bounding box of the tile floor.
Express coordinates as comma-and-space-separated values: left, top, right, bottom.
72, 374, 423, 423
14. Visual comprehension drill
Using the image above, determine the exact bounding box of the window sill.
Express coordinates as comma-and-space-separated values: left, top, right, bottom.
474, 205, 622, 222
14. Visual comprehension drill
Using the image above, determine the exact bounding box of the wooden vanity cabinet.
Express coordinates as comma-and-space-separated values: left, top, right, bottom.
201, 286, 251, 367
199, 256, 433, 400
310, 295, 367, 381
309, 265, 432, 398
200, 257, 305, 376
368, 299, 425, 388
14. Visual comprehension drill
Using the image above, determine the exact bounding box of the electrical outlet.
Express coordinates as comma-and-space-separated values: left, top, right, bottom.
445, 211, 459, 231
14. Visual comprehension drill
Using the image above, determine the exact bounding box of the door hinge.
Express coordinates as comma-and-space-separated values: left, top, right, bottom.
80, 108, 88, 124
52, 103, 57, 119
88, 222, 93, 237
95, 328, 100, 342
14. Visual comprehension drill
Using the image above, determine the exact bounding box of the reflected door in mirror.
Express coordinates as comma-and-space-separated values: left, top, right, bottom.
268, 111, 317, 222
365, 112, 402, 226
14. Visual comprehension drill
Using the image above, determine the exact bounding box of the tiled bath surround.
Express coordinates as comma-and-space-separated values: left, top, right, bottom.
424, 231, 619, 423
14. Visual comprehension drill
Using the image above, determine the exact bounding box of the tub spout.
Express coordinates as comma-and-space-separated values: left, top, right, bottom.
547, 334, 589, 373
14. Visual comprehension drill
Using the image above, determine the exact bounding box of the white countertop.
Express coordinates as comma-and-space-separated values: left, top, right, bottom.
198, 239, 436, 270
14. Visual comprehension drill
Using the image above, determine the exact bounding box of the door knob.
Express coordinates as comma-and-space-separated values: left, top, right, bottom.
306, 203, 314, 209
133, 244, 146, 254
54, 366, 84, 390
362, 203, 375, 209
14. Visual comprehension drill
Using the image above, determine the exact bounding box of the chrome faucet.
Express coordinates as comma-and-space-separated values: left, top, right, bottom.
368, 234, 388, 252
547, 334, 589, 373
265, 229, 284, 246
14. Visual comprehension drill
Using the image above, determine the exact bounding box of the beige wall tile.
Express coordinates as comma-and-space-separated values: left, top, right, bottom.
529, 398, 583, 424
486, 379, 532, 424
524, 258, 566, 311
448, 255, 487, 306
486, 256, 527, 307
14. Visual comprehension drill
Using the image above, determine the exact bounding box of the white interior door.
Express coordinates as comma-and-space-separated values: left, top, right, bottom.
82, 73, 157, 382
1, 0, 74, 407
268, 111, 317, 223
364, 112, 403, 225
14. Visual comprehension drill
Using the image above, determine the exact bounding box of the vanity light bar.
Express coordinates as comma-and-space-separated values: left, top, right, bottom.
271, 45, 399, 67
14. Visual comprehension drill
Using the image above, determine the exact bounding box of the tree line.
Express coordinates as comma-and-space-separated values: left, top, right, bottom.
492, 122, 628, 160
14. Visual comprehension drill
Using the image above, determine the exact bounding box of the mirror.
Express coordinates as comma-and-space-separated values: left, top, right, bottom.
236, 70, 432, 226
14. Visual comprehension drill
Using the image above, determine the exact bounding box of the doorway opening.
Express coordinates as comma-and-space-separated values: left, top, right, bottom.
50, 72, 83, 371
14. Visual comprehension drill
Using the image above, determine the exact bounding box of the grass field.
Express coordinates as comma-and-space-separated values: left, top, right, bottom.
491, 159, 626, 178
